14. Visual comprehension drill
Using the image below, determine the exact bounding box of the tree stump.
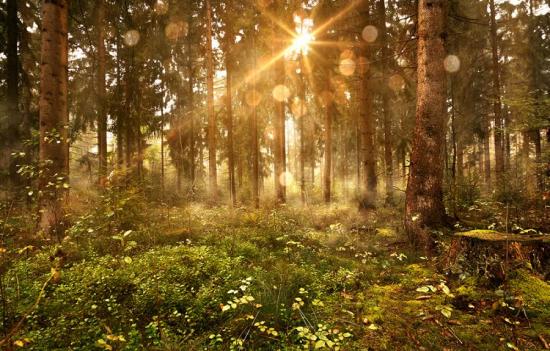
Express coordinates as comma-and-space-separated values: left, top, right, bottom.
443, 230, 550, 280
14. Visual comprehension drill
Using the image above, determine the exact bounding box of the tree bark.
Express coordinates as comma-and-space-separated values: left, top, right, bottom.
225, 31, 237, 207
39, 0, 69, 236
378, 0, 394, 204
206, 0, 218, 199
405, 0, 448, 251
251, 38, 260, 209
483, 114, 491, 187
360, 1, 377, 207
489, 0, 505, 179
274, 58, 287, 203
5, 0, 20, 181
97, 0, 108, 185
186, 20, 196, 185
115, 27, 124, 169
323, 80, 333, 204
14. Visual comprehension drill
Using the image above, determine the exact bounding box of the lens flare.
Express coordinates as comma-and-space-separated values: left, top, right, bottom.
165, 21, 188, 42
123, 30, 140, 47
362, 25, 378, 43
154, 0, 168, 15
339, 58, 356, 76
272, 85, 291, 102
444, 55, 461, 73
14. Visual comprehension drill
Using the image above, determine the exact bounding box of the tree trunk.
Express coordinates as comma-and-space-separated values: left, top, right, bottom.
489, 0, 504, 179
251, 41, 260, 209
97, 0, 108, 185
206, 0, 217, 199
274, 57, 287, 203
533, 130, 542, 190
186, 29, 196, 185
115, 28, 124, 169
378, 0, 394, 204
405, 0, 448, 252
359, 1, 377, 207
5, 0, 20, 181
38, 0, 69, 237
323, 81, 333, 204
225, 34, 237, 207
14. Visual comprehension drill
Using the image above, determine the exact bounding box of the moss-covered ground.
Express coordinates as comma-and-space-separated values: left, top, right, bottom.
1, 204, 549, 350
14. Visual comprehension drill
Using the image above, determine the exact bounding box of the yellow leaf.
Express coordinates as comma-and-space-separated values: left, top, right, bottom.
14, 340, 25, 347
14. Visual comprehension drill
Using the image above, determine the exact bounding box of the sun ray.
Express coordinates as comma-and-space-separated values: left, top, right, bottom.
233, 0, 363, 93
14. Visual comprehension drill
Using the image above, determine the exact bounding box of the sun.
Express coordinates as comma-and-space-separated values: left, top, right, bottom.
291, 32, 314, 56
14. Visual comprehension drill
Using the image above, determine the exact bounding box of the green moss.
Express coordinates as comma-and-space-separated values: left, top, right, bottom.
375, 227, 397, 238
455, 276, 483, 300
508, 269, 550, 321
457, 230, 548, 242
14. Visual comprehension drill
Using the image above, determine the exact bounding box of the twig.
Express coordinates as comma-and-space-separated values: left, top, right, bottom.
0, 273, 54, 347
538, 334, 549, 349
447, 326, 463, 345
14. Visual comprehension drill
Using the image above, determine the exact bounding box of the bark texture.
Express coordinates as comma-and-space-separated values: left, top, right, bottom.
489, 0, 505, 178
405, 0, 448, 251
39, 0, 69, 236
206, 0, 218, 199
97, 0, 108, 185
323, 80, 334, 204
225, 29, 237, 207
378, 0, 394, 204
4, 0, 20, 180
360, 1, 377, 207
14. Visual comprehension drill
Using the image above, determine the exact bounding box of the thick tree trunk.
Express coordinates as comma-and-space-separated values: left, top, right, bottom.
38, 0, 69, 236
97, 0, 108, 185
378, 0, 394, 204
405, 0, 448, 251
206, 0, 217, 199
489, 0, 505, 179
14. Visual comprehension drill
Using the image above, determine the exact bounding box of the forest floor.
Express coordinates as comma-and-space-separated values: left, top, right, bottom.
1, 197, 550, 350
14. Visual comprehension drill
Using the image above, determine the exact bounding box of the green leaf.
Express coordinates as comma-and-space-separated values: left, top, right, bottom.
123, 256, 133, 264
314, 340, 326, 349
416, 286, 431, 293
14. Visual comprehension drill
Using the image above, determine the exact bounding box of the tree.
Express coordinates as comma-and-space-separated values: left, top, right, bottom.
3, 0, 20, 182
224, 14, 237, 207
405, 0, 448, 251
206, 0, 218, 199
489, 0, 505, 180
360, 1, 377, 207
38, 0, 69, 236
97, 0, 108, 185
323, 78, 334, 203
378, 0, 394, 204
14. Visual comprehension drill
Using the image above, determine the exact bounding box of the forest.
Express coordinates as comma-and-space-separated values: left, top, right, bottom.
0, 0, 549, 349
